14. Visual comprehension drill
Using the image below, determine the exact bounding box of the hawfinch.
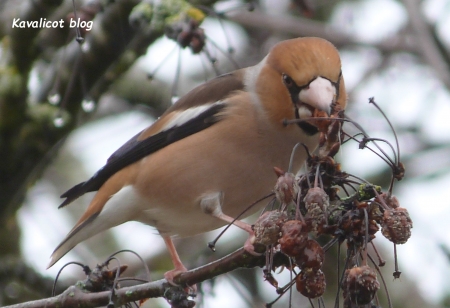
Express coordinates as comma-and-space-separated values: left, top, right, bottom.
48, 37, 347, 283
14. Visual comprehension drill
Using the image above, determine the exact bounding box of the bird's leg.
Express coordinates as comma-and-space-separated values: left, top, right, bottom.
200, 192, 261, 256
162, 236, 188, 285
163, 236, 197, 293
213, 211, 260, 255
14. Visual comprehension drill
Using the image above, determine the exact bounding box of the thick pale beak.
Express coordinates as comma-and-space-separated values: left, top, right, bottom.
298, 77, 336, 116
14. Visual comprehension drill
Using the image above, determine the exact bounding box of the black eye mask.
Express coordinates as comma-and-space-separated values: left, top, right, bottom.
281, 71, 342, 136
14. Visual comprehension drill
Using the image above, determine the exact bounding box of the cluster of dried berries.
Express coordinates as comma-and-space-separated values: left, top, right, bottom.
280, 220, 326, 298
254, 101, 413, 307
164, 11, 207, 54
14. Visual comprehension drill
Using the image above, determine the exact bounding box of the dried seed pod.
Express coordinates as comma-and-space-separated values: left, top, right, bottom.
253, 211, 288, 246
328, 115, 342, 140
295, 239, 324, 271
327, 141, 341, 158
273, 167, 299, 205
318, 113, 343, 157
263, 268, 279, 288
318, 132, 327, 148
394, 161, 406, 181
296, 268, 326, 298
344, 265, 380, 305
84, 264, 128, 292
304, 187, 329, 233
279, 220, 308, 257
381, 207, 413, 244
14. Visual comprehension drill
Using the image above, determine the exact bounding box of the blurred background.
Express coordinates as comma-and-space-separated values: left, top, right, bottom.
1, 0, 450, 307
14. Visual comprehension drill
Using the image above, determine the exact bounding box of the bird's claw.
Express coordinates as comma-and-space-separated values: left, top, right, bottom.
244, 234, 264, 256
164, 266, 197, 294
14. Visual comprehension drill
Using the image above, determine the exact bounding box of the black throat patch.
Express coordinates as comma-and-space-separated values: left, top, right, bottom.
295, 107, 319, 136
283, 75, 319, 136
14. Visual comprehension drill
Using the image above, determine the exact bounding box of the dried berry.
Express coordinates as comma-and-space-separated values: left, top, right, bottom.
343, 265, 380, 305
339, 208, 379, 248
279, 220, 308, 257
304, 187, 329, 233
296, 268, 326, 298
381, 207, 413, 244
253, 211, 287, 246
274, 167, 299, 205
295, 239, 324, 271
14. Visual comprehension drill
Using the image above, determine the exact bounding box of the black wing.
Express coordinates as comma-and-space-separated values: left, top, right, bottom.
59, 103, 227, 208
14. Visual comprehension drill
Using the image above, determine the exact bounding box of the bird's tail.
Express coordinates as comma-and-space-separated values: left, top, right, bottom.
47, 212, 100, 269
47, 184, 139, 269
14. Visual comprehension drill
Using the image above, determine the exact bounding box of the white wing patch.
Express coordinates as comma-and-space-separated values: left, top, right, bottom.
161, 101, 225, 131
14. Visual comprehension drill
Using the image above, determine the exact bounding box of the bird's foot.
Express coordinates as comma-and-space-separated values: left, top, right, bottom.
164, 263, 188, 286
244, 233, 264, 256
164, 266, 197, 294
164, 267, 186, 286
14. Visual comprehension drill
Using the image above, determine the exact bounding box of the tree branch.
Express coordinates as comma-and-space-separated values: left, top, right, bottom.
226, 9, 418, 54
402, 0, 450, 89
3, 248, 289, 308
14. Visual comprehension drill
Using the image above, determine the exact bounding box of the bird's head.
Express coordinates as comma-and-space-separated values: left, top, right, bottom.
251, 37, 347, 134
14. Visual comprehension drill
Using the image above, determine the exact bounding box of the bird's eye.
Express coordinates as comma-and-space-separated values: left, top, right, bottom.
282, 74, 294, 87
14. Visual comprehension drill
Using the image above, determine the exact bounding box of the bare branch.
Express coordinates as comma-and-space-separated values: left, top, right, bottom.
402, 0, 450, 89
3, 248, 288, 308
226, 9, 418, 54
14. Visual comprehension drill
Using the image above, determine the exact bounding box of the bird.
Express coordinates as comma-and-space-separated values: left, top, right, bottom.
48, 37, 347, 284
